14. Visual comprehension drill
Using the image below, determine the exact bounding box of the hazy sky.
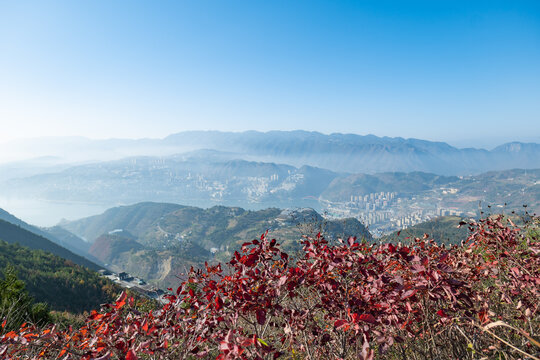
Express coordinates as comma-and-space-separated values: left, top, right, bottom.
1, 0, 539, 147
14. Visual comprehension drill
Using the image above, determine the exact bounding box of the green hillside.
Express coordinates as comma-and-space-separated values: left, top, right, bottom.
0, 219, 102, 271
62, 203, 372, 288
60, 202, 185, 244
379, 216, 469, 245
0, 240, 119, 313
42, 225, 91, 255
0, 207, 95, 263
62, 203, 372, 248
321, 172, 459, 202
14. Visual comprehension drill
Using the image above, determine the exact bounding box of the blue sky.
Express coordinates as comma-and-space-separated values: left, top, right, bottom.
0, 0, 539, 148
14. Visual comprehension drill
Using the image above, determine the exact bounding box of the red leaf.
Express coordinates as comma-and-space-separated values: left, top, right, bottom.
89, 310, 104, 320
126, 349, 137, 360
510, 267, 521, 277
256, 309, 266, 325
334, 319, 348, 329
115, 291, 127, 309
439, 252, 449, 262
242, 253, 258, 267
4, 331, 17, 339
478, 310, 489, 324
358, 314, 377, 324
215, 296, 224, 310
437, 309, 448, 317
399, 247, 410, 256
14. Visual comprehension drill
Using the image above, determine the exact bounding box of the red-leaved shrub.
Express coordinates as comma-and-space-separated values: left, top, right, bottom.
1, 215, 538, 359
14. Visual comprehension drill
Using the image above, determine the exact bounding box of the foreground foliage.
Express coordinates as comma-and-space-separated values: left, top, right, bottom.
1, 215, 539, 359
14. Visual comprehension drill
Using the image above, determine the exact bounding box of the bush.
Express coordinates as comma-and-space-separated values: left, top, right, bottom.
1, 215, 539, 359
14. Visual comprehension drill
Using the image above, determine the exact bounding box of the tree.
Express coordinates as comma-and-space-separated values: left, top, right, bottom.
0, 265, 50, 332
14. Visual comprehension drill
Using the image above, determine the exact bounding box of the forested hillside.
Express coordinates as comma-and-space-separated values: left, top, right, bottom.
0, 241, 119, 313
0, 219, 102, 271
379, 216, 469, 245
0, 208, 95, 263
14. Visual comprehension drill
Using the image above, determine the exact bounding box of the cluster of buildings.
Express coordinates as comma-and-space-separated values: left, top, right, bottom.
97, 269, 167, 303
163, 170, 306, 203
391, 210, 431, 229
349, 191, 397, 211
322, 189, 470, 237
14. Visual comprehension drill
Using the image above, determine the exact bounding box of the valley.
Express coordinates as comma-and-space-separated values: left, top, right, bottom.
57, 203, 371, 289
0, 132, 538, 300
1, 152, 537, 234
321, 169, 539, 235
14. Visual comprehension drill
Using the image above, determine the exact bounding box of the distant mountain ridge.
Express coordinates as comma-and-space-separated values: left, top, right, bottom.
159, 131, 540, 174
1, 131, 539, 175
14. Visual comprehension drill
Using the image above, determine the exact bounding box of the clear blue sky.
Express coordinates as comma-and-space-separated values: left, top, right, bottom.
1, 0, 539, 148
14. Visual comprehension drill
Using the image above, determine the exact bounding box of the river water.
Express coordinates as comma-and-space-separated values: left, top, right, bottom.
0, 196, 111, 227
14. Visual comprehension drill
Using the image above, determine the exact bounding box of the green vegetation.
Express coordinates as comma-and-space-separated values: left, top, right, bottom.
0, 219, 102, 271
380, 216, 469, 245
322, 171, 459, 202
0, 240, 119, 313
0, 265, 51, 332
0, 208, 92, 261
60, 202, 185, 243
3, 214, 539, 359
62, 203, 371, 289
460, 169, 540, 212
322, 169, 540, 215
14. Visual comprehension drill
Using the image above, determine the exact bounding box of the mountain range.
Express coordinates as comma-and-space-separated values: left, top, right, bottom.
2, 131, 539, 175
